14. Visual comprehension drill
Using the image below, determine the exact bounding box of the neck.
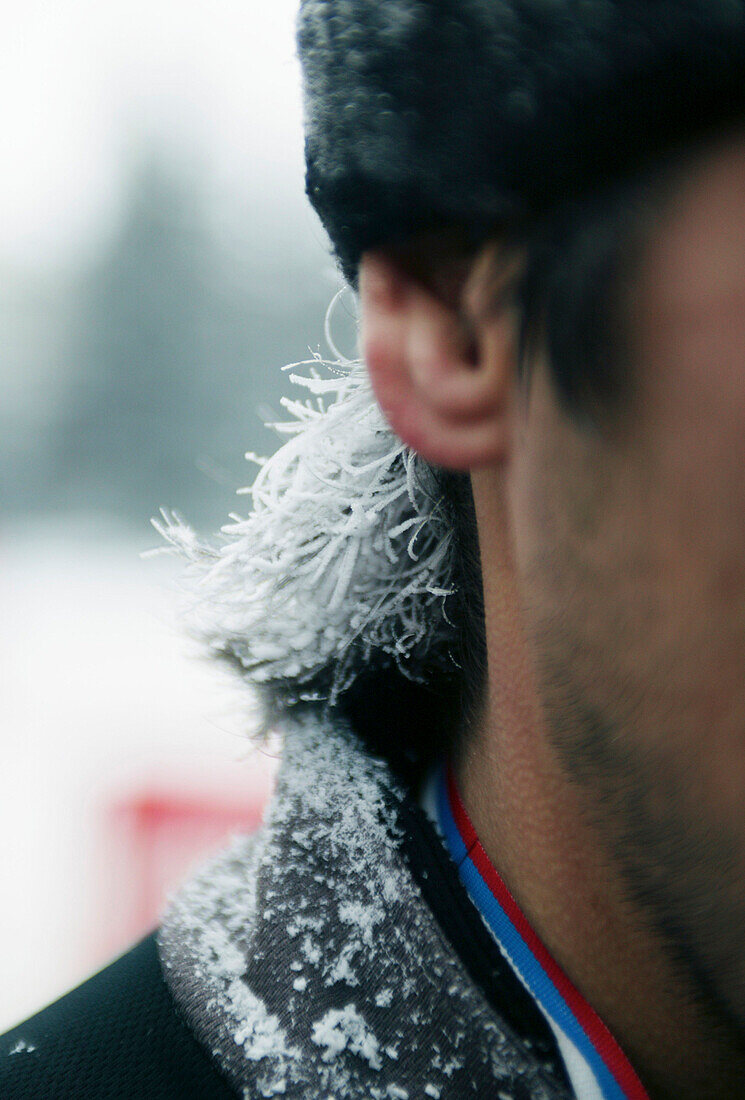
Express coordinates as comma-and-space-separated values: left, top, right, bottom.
455, 583, 745, 1100
462, 461, 745, 1098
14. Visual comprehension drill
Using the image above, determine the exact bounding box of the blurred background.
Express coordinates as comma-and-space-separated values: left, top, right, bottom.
1, 0, 354, 1030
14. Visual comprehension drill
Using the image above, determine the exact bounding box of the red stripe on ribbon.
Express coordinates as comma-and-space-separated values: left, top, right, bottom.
446, 765, 649, 1100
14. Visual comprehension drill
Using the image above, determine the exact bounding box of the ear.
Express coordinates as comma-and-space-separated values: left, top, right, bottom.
358, 248, 518, 471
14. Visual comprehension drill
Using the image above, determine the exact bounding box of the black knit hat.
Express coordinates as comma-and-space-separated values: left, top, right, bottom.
297, 0, 745, 287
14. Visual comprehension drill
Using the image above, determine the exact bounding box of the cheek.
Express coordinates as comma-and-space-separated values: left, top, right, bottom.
630, 169, 745, 547
632, 295, 745, 607
513, 353, 745, 793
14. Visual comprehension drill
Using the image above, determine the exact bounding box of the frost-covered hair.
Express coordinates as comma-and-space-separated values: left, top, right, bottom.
154, 308, 481, 764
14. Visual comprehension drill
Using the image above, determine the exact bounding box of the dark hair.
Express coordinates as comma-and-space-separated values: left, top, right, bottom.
510, 172, 675, 437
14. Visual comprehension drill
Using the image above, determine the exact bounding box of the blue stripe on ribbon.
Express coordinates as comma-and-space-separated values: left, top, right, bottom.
436, 764, 629, 1100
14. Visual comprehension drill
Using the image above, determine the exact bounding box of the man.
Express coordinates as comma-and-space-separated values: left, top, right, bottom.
3, 1, 745, 1097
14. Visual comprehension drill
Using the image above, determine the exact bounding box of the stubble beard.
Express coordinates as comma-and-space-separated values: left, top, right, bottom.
532, 630, 745, 1045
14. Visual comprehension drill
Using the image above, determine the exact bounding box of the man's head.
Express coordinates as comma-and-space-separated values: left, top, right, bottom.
357, 119, 745, 1030
351, 140, 691, 760
298, 0, 745, 761
298, 0, 745, 1053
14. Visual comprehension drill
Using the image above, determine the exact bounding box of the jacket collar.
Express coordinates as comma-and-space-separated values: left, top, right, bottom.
157, 710, 572, 1098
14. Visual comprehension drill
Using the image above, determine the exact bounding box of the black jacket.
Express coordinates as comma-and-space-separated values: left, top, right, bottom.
0, 713, 573, 1098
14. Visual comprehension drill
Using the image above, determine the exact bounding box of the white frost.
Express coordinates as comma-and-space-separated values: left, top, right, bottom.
325, 947, 360, 987
311, 1004, 382, 1071
300, 934, 322, 966
9, 1039, 36, 1055
338, 899, 385, 946
154, 354, 459, 708
231, 983, 288, 1063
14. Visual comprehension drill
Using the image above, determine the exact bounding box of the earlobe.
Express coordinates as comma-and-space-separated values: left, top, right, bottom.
359, 250, 515, 472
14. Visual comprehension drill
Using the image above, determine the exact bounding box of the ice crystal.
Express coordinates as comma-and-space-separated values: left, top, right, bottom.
8, 1040, 36, 1055
311, 1004, 382, 1070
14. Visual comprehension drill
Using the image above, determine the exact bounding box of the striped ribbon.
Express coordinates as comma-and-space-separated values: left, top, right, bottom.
436, 762, 649, 1100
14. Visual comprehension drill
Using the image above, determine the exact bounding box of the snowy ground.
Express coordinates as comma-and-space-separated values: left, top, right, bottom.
0, 516, 278, 1031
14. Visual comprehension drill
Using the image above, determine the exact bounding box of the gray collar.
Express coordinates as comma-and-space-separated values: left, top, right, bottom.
157, 711, 572, 1099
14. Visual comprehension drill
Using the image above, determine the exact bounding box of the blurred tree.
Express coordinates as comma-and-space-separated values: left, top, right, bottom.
55, 154, 238, 527
47, 147, 337, 534
0, 265, 76, 515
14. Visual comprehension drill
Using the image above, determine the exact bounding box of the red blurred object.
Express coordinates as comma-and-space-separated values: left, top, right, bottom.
96, 772, 274, 958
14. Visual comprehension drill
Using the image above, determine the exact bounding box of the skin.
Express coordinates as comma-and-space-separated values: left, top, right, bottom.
359, 131, 745, 1098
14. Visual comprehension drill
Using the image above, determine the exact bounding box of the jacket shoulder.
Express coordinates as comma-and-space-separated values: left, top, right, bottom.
0, 930, 236, 1099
